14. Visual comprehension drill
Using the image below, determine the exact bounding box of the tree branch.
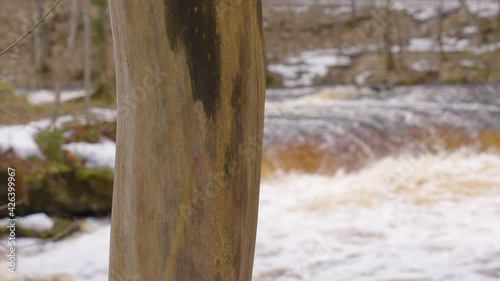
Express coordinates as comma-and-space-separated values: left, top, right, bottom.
0, 0, 63, 57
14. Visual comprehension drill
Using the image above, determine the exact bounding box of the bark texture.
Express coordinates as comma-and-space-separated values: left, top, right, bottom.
108, 1, 265, 280
33, 0, 48, 73
83, 0, 92, 124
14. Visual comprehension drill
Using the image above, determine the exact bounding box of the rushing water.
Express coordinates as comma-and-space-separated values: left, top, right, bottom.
2, 85, 500, 281
253, 84, 500, 281
263, 84, 500, 175
254, 150, 500, 281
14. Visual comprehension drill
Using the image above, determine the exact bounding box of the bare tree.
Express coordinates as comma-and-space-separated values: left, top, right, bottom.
0, 0, 62, 58
383, 0, 395, 72
437, 0, 447, 67
108, 1, 265, 280
83, 0, 92, 124
395, 9, 405, 69
459, 0, 487, 43
497, 0, 500, 41
52, 0, 79, 128
437, 0, 447, 70
313, 0, 322, 32
90, 0, 112, 101
33, 0, 48, 74
351, 0, 357, 25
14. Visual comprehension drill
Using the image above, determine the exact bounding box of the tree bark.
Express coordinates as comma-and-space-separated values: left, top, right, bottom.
395, 10, 405, 69
33, 0, 48, 74
384, 0, 395, 72
83, 0, 92, 124
52, 0, 79, 128
497, 0, 500, 41
108, 1, 265, 280
459, 0, 486, 43
93, 0, 112, 101
351, 0, 357, 25
437, 0, 447, 66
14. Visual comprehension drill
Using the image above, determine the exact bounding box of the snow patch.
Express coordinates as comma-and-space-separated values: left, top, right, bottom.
411, 59, 437, 72
27, 89, 87, 106
0, 109, 117, 160
10, 225, 110, 281
62, 138, 116, 169
0, 124, 42, 159
18, 213, 55, 233
0, 213, 54, 233
463, 25, 479, 35
269, 49, 352, 87
354, 70, 374, 86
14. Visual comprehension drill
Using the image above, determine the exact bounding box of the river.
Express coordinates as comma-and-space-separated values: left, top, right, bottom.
255, 84, 500, 280
3, 84, 500, 281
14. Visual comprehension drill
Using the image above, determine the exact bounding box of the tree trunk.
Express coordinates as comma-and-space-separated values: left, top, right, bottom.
33, 0, 48, 74
313, 0, 321, 32
94, 0, 112, 101
459, 0, 486, 43
395, 10, 405, 69
384, 0, 395, 72
108, 1, 265, 281
83, 0, 92, 124
437, 0, 447, 66
52, 0, 79, 128
351, 0, 357, 25
497, 0, 500, 41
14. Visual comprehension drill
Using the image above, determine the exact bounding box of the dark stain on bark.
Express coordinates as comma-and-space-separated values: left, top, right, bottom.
226, 55, 245, 183
224, 149, 233, 182
231, 75, 242, 109
164, 1, 221, 119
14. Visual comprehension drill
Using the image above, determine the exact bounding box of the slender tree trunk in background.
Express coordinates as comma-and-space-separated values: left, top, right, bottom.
97, 2, 111, 98
351, 0, 357, 25
52, 0, 79, 128
83, 0, 92, 124
335, 24, 345, 83
90, 0, 113, 102
459, 0, 486, 43
313, 0, 321, 32
108, 0, 265, 280
437, 0, 447, 68
395, 10, 405, 69
497, 0, 500, 41
459, 0, 476, 25
33, 0, 48, 74
383, 0, 395, 72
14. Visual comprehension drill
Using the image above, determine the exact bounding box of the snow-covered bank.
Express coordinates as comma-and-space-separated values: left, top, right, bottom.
270, 38, 500, 87
0, 213, 55, 233
264, 0, 500, 87
269, 50, 352, 87
0, 108, 116, 169
267, 0, 499, 20
3, 149, 500, 281
62, 138, 116, 169
26, 90, 87, 106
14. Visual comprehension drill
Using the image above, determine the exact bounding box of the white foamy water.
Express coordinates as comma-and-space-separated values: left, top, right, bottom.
2, 149, 500, 281
254, 149, 500, 281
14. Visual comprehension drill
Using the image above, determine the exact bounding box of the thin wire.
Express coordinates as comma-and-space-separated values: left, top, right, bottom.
0, 0, 64, 57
